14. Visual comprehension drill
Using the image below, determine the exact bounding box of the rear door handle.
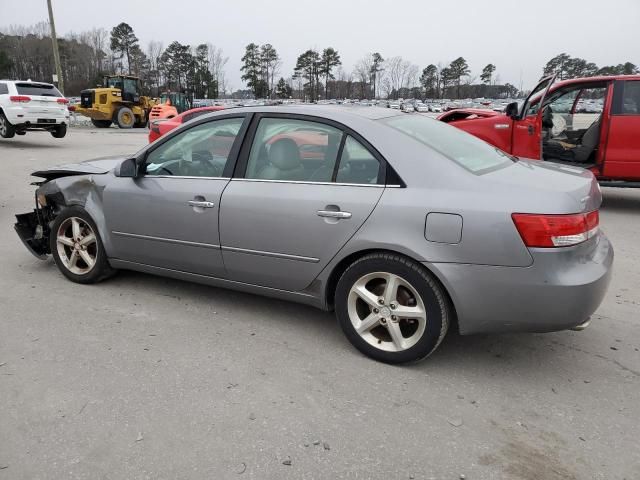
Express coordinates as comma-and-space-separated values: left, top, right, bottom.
317, 210, 352, 219
188, 200, 215, 208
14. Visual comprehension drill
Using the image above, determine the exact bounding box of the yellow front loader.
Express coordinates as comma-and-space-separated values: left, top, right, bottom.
72, 75, 156, 129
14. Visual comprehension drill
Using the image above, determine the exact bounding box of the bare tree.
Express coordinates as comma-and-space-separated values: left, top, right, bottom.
354, 54, 373, 98
207, 43, 228, 98
146, 40, 163, 93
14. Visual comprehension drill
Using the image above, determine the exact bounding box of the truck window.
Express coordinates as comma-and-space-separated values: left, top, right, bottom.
619, 81, 640, 114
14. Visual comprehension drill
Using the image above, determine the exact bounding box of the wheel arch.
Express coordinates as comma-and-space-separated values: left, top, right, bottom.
40, 178, 114, 256
323, 248, 459, 333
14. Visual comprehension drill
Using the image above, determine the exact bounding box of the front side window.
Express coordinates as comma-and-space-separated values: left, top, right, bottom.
245, 118, 343, 182
543, 86, 605, 140
382, 115, 514, 174
144, 117, 244, 178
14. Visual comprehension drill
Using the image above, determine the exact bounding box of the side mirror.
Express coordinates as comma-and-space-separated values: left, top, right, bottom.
115, 157, 139, 178
505, 102, 519, 119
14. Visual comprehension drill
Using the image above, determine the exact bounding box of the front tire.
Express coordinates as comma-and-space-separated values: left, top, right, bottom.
49, 206, 115, 284
115, 107, 135, 129
335, 253, 450, 364
0, 112, 16, 138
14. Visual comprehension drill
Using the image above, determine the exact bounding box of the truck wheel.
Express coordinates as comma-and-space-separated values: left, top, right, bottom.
51, 124, 67, 138
91, 119, 112, 128
133, 117, 148, 128
115, 107, 135, 129
0, 112, 16, 138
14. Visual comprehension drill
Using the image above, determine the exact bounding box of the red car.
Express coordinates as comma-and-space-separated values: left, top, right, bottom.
439, 75, 640, 187
148, 106, 225, 143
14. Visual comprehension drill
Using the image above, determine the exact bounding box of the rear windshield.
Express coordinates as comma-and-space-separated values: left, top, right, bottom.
15, 83, 62, 97
381, 115, 515, 174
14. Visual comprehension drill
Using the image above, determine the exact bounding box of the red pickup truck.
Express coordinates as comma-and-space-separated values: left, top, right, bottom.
438, 75, 640, 187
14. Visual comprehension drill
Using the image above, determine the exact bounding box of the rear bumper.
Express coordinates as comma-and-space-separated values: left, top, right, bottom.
429, 232, 613, 335
4, 106, 69, 128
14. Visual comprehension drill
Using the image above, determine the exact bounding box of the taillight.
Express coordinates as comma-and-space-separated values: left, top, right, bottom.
57, 98, 69, 104
10, 95, 31, 103
512, 210, 599, 248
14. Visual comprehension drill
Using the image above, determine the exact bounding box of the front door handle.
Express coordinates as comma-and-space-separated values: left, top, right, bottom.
528, 124, 535, 135
317, 210, 352, 219
188, 200, 215, 208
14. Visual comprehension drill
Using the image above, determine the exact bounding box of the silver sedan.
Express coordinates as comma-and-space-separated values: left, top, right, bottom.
14, 106, 613, 363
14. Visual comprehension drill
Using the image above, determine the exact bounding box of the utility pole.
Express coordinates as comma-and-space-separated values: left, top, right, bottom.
46, 0, 64, 94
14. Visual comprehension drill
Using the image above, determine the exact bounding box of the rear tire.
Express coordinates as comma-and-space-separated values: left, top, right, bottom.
0, 112, 16, 138
115, 107, 135, 129
49, 206, 116, 284
51, 124, 67, 138
91, 119, 112, 128
335, 253, 450, 364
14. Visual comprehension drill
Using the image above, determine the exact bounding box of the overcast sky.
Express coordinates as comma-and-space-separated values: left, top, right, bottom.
2, 0, 638, 91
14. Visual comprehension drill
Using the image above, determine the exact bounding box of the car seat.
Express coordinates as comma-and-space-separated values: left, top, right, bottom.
258, 138, 305, 180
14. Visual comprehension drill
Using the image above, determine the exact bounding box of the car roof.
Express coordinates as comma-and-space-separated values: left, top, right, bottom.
205, 104, 405, 122
552, 75, 640, 89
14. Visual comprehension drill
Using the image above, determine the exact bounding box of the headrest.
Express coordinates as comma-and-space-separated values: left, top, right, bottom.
269, 138, 301, 170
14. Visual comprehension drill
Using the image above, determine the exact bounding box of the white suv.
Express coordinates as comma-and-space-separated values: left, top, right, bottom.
0, 80, 70, 139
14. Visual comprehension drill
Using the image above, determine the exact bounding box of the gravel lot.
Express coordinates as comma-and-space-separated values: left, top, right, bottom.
1, 127, 639, 480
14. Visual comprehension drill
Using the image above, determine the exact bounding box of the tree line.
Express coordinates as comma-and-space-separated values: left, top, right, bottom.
0, 22, 229, 97
0, 22, 638, 100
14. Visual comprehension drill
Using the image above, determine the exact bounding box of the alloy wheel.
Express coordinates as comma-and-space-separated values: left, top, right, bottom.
56, 217, 98, 275
347, 272, 427, 352
0, 116, 6, 136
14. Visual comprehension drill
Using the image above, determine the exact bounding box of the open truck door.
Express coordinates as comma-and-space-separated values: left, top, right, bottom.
510, 75, 556, 160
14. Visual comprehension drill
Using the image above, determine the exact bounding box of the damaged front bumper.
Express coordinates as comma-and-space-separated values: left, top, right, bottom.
14, 210, 50, 260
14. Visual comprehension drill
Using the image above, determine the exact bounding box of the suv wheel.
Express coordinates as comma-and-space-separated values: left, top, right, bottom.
0, 112, 16, 138
49, 206, 116, 284
335, 253, 450, 364
51, 124, 67, 138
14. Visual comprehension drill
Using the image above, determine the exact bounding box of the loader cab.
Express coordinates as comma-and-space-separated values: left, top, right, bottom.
160, 92, 191, 114
103, 75, 142, 103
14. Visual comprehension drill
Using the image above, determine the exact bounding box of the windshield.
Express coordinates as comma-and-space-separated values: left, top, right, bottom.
381, 115, 515, 174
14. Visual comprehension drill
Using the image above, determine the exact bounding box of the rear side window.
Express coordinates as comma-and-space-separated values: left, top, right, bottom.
336, 136, 381, 184
613, 81, 640, 115
382, 115, 514, 174
15, 83, 62, 97
245, 118, 343, 182
0, 83, 8, 95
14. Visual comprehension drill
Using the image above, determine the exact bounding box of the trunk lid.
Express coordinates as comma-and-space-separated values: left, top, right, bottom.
483, 159, 601, 213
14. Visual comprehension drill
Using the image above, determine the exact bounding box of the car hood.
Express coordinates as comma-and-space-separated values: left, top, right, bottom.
483, 159, 601, 213
32, 155, 128, 180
